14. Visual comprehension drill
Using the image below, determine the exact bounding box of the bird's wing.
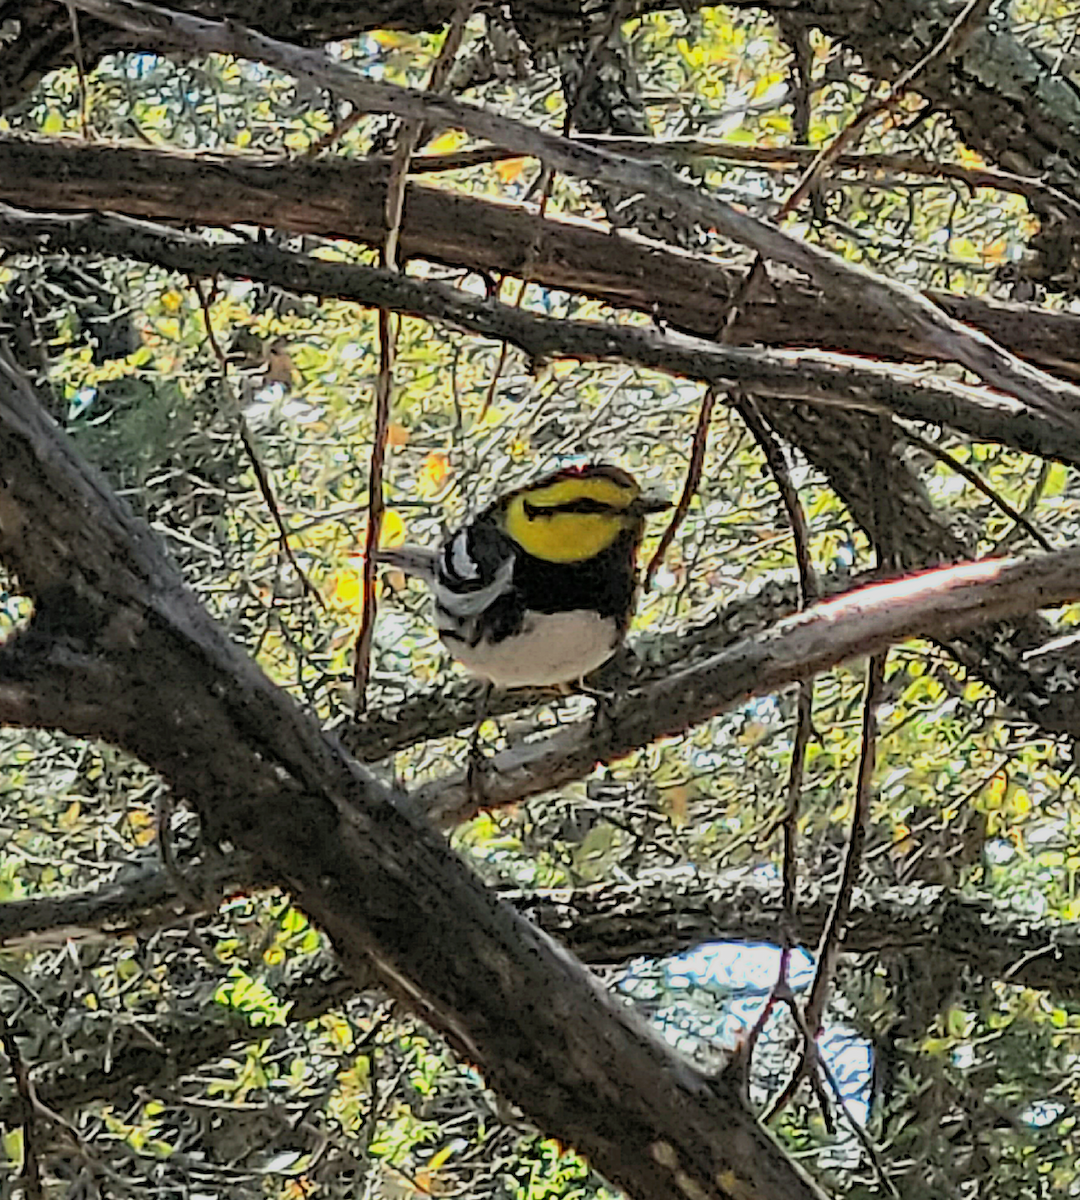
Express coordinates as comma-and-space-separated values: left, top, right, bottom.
431, 522, 517, 618
433, 555, 515, 618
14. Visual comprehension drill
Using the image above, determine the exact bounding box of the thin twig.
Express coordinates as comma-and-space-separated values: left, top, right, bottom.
780, 0, 994, 217
782, 990, 901, 1198
573, 140, 1080, 220
190, 276, 324, 609
353, 306, 394, 711
480, 0, 616, 423
353, 3, 472, 710
905, 427, 1053, 552
716, 0, 995, 394
734, 397, 820, 1064
0, 1010, 43, 1200
644, 385, 718, 586
562, 1, 630, 137
69, 0, 1080, 431
764, 652, 886, 1121
306, 106, 365, 156
654, 0, 848, 571
737, 398, 820, 606
384, 2, 473, 271
65, 1, 92, 139
478, 167, 554, 422
992, 460, 1053, 554
396, 141, 1080, 217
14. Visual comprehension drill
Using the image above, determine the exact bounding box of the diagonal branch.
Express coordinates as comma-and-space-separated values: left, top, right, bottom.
5, 204, 1079, 751
401, 550, 1080, 828
0, 334, 827, 1200
68, 0, 1080, 430
5, 871, 1080, 1126
1, 205, 1075, 468
3, 134, 1078, 382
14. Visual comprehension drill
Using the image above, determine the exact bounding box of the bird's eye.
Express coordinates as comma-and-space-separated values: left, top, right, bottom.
523, 498, 619, 518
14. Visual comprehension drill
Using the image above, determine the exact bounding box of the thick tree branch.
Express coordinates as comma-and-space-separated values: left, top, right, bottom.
4, 134, 1079, 380
0, 346, 826, 1199
66, 0, 1080, 431
8, 0, 1080, 276
1, 204, 1074, 471
6, 202, 1079, 749
402, 551, 1080, 827
5, 871, 1080, 1125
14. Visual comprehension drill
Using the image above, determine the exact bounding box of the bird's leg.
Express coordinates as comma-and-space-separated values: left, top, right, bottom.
466, 680, 495, 803
577, 676, 619, 753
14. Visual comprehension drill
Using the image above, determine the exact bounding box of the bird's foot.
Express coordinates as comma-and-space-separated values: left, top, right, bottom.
577, 680, 619, 754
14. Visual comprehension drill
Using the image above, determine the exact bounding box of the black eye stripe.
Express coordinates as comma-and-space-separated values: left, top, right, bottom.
523, 498, 624, 518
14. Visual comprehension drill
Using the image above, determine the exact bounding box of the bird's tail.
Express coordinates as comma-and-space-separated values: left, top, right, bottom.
375, 545, 439, 586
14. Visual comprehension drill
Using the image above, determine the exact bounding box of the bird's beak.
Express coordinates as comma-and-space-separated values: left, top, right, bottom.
635, 490, 672, 516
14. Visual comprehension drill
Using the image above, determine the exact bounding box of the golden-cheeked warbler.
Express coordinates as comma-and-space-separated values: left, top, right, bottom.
378, 463, 669, 689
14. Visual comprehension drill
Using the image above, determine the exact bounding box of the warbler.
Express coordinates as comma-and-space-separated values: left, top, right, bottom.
377, 463, 669, 689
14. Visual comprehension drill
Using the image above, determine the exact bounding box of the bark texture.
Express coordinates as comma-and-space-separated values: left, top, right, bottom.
0, 352, 826, 1200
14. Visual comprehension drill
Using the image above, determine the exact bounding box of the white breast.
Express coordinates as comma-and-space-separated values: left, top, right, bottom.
447, 609, 620, 688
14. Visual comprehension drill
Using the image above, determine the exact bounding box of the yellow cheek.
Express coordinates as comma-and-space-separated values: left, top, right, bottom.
507, 509, 622, 563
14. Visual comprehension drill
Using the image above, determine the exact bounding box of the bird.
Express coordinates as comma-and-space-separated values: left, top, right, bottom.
377, 462, 669, 690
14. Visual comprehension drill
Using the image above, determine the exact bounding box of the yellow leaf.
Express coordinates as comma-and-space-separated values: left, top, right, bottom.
330, 568, 364, 614
160, 289, 184, 314
417, 451, 451, 496
983, 238, 1008, 265
426, 1143, 456, 1173
371, 29, 414, 49
495, 156, 528, 183
427, 130, 464, 155
59, 799, 82, 830
3, 1128, 23, 1166
381, 509, 406, 547
956, 146, 986, 169
1008, 787, 1032, 817
42, 109, 64, 135
387, 422, 410, 447
987, 770, 1008, 808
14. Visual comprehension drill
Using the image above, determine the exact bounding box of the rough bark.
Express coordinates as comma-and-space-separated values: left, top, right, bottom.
6, 199, 1079, 754
4, 133, 1080, 380
0, 348, 829, 1199
31, 0, 1080, 430
6, 341, 1080, 1192
5, 0, 1080, 230
5, 869, 1079, 1124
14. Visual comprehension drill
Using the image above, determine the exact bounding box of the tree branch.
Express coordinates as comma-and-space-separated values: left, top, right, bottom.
3, 133, 1078, 381
402, 550, 1080, 827
1, 204, 1075, 470
5, 871, 1080, 1125
0, 336, 826, 1199
5, 203, 1079, 759
67, 0, 1080, 430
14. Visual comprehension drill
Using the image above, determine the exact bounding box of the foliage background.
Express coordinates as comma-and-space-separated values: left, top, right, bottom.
2, 1, 1080, 1197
